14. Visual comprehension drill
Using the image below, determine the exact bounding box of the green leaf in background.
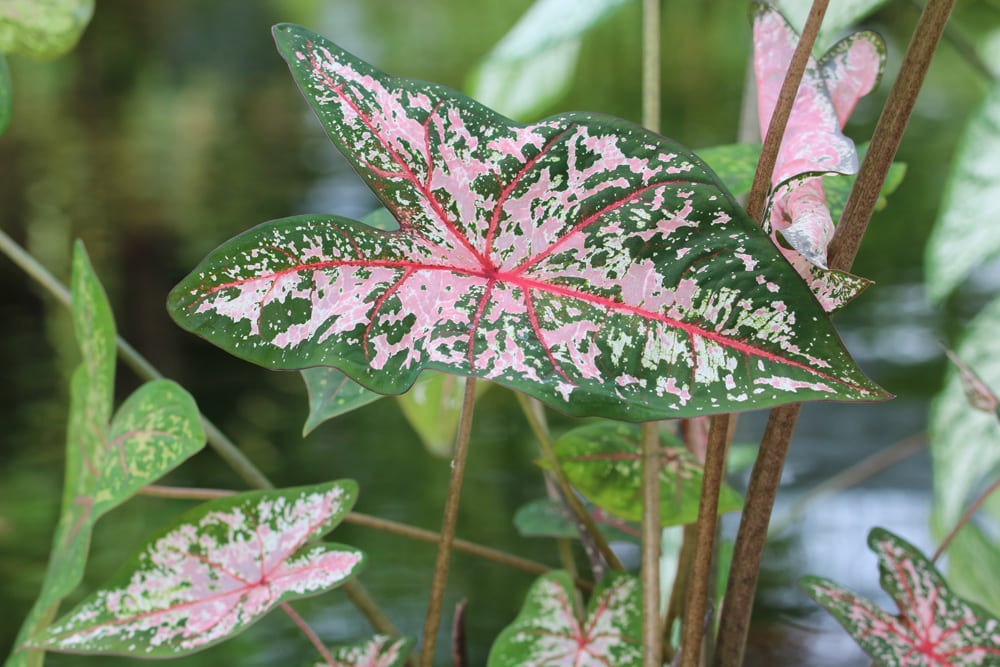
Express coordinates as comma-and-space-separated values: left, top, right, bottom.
697, 143, 762, 196
313, 635, 413, 667
466, 0, 631, 120
946, 523, 1000, 618
513, 497, 639, 542
8, 244, 204, 667
32, 482, 364, 657
926, 82, 1000, 303
396, 373, 490, 457
488, 570, 641, 666
802, 528, 1000, 667
0, 0, 94, 60
301, 367, 383, 435
546, 422, 743, 525
775, 0, 890, 51
0, 54, 11, 135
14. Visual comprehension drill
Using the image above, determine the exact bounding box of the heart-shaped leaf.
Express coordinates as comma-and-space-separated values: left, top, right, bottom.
467, 0, 631, 120
514, 497, 640, 542
31, 481, 364, 657
314, 635, 413, 667
488, 570, 641, 666
169, 24, 885, 422
544, 421, 743, 525
0, 0, 94, 60
754, 2, 885, 269
302, 366, 384, 434
802, 528, 1000, 666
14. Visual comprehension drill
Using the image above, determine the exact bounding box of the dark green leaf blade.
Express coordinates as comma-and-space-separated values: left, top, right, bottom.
301, 366, 383, 435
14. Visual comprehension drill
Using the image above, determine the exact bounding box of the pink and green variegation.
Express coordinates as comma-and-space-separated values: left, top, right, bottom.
31, 482, 364, 657
316, 635, 413, 667
488, 570, 641, 666
168, 24, 886, 422
802, 528, 1000, 666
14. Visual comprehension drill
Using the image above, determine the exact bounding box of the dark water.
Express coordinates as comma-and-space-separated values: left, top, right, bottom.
1, 1, 989, 665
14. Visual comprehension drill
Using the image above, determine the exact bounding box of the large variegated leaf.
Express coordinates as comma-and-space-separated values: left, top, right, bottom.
546, 421, 743, 525
0, 0, 94, 60
802, 528, 1000, 666
467, 0, 631, 120
31, 482, 364, 657
926, 82, 1000, 303
169, 25, 885, 421
488, 570, 641, 666
314, 635, 413, 667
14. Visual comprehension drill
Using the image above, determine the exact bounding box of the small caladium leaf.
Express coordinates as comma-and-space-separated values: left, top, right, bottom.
302, 366, 384, 434
514, 497, 639, 542
396, 373, 491, 457
0, 54, 11, 135
488, 570, 641, 666
31, 481, 364, 657
314, 635, 413, 667
802, 528, 1000, 667
944, 349, 1000, 416
467, 0, 631, 120
544, 421, 743, 525
754, 1, 885, 270
169, 24, 886, 422
0, 0, 94, 60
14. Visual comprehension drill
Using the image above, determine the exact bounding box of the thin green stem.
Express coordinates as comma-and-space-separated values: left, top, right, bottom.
641, 422, 662, 667
933, 476, 1000, 562
642, 0, 660, 134
418, 377, 477, 667
663, 523, 697, 663
281, 602, 336, 667
681, 413, 733, 667
515, 393, 624, 573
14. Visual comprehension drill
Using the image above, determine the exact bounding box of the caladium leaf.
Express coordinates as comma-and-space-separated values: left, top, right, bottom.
943, 349, 1000, 416
514, 497, 639, 542
802, 528, 1000, 666
0, 0, 94, 60
467, 0, 631, 120
302, 366, 384, 434
31, 481, 364, 657
544, 421, 743, 525
926, 81, 1000, 303
488, 570, 641, 666
169, 24, 886, 422
754, 2, 885, 270
313, 635, 413, 667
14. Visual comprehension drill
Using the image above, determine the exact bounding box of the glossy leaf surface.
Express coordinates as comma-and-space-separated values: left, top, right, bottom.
803, 528, 1000, 666
169, 24, 885, 422
302, 366, 383, 434
467, 0, 630, 120
926, 82, 1000, 302
315, 635, 413, 667
546, 421, 743, 525
514, 498, 639, 542
33, 482, 364, 657
488, 570, 641, 666
0, 0, 94, 60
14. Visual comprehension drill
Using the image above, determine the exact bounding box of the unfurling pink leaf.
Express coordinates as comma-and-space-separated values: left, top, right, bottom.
753, 2, 884, 273
31, 481, 364, 657
488, 571, 641, 666
315, 635, 413, 667
168, 24, 886, 423
802, 528, 1000, 666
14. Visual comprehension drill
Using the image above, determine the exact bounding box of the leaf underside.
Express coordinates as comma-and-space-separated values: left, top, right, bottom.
32, 482, 364, 657
169, 24, 885, 422
488, 570, 641, 666
803, 528, 1000, 667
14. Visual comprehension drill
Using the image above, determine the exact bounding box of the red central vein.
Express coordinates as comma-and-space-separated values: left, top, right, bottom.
306, 47, 489, 269
510, 177, 708, 276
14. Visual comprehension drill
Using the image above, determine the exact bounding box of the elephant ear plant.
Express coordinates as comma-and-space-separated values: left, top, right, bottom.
165, 20, 883, 666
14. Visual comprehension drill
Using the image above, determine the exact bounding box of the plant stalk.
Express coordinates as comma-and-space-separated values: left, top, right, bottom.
933, 475, 1000, 562
643, 0, 660, 134
663, 523, 697, 663
418, 376, 478, 667
516, 393, 624, 573
641, 422, 662, 667
680, 413, 733, 667
281, 602, 336, 666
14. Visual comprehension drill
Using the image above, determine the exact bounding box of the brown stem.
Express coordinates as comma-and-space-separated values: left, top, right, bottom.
828, 0, 957, 270
281, 602, 336, 667
641, 422, 663, 667
745, 0, 830, 222
643, 0, 661, 134
418, 377, 477, 667
515, 393, 624, 573
933, 476, 1000, 562
714, 404, 801, 667
663, 523, 697, 663
680, 413, 734, 667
